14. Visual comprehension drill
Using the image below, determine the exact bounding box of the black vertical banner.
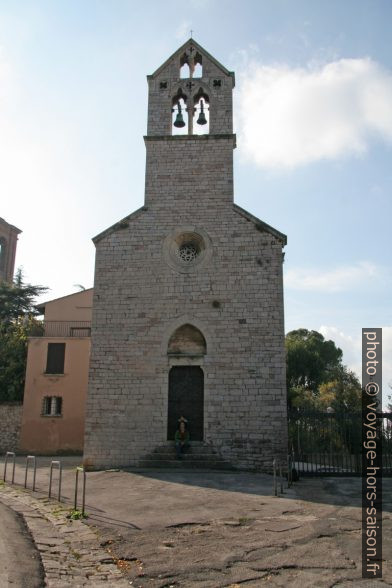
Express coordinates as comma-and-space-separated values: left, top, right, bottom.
362, 328, 382, 579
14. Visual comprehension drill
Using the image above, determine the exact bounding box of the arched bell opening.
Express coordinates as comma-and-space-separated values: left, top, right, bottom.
179, 51, 202, 79
172, 89, 188, 135
193, 52, 203, 78
167, 323, 207, 356
179, 53, 190, 79
193, 88, 210, 135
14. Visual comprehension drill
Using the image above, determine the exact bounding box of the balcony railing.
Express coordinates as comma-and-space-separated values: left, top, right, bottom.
30, 321, 91, 338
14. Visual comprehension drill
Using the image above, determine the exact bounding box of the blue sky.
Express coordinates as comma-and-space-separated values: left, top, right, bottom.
0, 1, 391, 401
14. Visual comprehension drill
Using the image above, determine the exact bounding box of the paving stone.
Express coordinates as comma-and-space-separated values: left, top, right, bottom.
0, 485, 129, 586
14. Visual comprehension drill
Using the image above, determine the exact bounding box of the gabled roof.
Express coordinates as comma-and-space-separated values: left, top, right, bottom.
234, 204, 287, 245
92, 204, 286, 246
148, 38, 235, 86
93, 206, 147, 244
36, 288, 93, 313
0, 217, 22, 234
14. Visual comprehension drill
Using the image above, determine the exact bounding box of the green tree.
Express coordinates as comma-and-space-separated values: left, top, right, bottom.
316, 366, 362, 412
286, 328, 343, 409
0, 270, 47, 402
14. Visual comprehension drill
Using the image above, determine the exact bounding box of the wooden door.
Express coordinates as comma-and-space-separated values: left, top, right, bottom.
167, 366, 204, 441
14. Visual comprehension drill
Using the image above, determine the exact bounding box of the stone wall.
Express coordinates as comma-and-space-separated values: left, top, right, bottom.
83, 40, 288, 472
0, 403, 22, 453
84, 136, 288, 472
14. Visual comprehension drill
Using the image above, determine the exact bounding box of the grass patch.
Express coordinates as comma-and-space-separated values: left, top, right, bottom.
71, 549, 81, 560
238, 517, 252, 525
67, 508, 88, 520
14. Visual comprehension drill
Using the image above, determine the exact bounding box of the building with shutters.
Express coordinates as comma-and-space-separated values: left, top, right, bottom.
83, 39, 288, 471
19, 289, 93, 454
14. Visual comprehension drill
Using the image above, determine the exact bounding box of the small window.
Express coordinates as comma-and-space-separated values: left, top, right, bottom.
46, 343, 65, 374
42, 396, 62, 417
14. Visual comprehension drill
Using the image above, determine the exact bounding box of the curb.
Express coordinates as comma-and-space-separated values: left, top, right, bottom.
0, 484, 130, 587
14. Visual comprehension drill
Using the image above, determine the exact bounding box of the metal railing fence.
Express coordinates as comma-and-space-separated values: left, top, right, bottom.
29, 321, 91, 337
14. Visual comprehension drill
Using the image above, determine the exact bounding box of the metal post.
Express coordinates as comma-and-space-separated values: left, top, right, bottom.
74, 468, 79, 510
58, 462, 62, 502
273, 458, 277, 496
3, 452, 16, 483
279, 462, 284, 494
81, 468, 86, 515
49, 463, 53, 497
24, 459, 28, 488
12, 453, 16, 484
3, 452, 8, 482
48, 461, 62, 502
291, 447, 298, 481
74, 466, 86, 515
24, 456, 36, 491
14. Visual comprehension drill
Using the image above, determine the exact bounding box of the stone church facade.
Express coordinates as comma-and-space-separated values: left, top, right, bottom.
83, 39, 287, 471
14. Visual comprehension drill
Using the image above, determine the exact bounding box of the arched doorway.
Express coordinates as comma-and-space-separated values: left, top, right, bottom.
167, 324, 206, 441
167, 366, 204, 441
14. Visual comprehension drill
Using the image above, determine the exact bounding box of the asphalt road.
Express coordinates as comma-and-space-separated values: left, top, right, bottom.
0, 501, 44, 587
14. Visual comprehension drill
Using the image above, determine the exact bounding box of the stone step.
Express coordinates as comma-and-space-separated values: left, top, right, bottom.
140, 443, 234, 470
151, 445, 219, 455
138, 459, 234, 470
148, 450, 221, 460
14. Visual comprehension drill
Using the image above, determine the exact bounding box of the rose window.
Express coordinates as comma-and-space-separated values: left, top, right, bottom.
163, 228, 212, 273
178, 243, 198, 262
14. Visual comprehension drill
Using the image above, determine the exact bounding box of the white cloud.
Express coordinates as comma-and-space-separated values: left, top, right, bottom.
319, 325, 392, 409
237, 57, 392, 169
285, 261, 382, 292
319, 325, 361, 375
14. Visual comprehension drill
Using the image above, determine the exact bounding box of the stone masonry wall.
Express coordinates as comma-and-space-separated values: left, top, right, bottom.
84, 135, 287, 471
84, 40, 287, 472
0, 403, 23, 453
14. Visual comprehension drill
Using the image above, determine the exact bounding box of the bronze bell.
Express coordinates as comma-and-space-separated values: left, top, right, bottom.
173, 102, 186, 128
196, 99, 207, 125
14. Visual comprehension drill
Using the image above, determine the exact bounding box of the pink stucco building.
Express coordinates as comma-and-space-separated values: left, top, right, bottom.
19, 289, 93, 454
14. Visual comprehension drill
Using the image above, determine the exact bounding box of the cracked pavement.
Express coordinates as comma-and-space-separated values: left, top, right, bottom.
92, 474, 391, 587
0, 458, 390, 587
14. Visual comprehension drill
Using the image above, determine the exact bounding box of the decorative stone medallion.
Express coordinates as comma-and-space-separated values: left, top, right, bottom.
163, 226, 213, 273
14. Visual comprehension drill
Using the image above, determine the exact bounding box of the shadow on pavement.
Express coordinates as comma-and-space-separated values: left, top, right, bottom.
122, 468, 392, 513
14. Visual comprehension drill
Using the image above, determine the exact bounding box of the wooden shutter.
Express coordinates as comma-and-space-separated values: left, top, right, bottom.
46, 343, 66, 374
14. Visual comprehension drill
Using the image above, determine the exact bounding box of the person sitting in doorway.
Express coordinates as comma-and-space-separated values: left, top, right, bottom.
175, 416, 190, 459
